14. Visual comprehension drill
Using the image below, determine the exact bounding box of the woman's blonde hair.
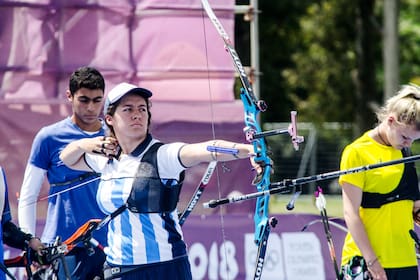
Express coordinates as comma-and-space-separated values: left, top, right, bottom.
376, 84, 420, 130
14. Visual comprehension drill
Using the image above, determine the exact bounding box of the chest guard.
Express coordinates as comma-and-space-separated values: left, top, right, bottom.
361, 148, 420, 208
126, 142, 185, 213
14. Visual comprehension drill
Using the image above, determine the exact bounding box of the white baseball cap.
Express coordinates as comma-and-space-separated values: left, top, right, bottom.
104, 82, 152, 115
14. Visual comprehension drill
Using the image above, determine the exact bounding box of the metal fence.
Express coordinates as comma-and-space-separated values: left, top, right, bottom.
264, 122, 354, 195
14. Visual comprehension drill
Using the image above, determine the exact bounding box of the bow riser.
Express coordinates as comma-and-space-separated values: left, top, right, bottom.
240, 88, 272, 244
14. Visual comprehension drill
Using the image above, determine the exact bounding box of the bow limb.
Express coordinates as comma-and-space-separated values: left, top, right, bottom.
315, 187, 340, 279
178, 161, 217, 226
62, 218, 102, 252
201, 0, 266, 111
63, 203, 128, 252
4, 255, 27, 268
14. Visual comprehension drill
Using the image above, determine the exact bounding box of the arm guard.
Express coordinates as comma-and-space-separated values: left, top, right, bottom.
2, 220, 33, 250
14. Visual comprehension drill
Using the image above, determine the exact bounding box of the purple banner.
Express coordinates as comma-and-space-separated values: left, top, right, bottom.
182, 213, 347, 280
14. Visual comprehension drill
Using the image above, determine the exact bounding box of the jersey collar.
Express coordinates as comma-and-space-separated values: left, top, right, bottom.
131, 134, 153, 157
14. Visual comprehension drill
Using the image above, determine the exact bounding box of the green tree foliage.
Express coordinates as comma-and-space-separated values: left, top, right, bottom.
255, 0, 419, 126
399, 0, 420, 85
257, 0, 313, 123
277, 0, 361, 124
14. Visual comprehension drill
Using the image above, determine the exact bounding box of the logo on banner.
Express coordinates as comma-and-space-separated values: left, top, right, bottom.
282, 232, 325, 280
244, 232, 325, 280
244, 233, 283, 280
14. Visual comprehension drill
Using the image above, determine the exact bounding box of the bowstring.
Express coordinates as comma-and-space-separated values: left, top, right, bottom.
17, 176, 100, 208
200, 5, 231, 279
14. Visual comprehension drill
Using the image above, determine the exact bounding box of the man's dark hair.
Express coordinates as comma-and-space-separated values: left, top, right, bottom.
69, 66, 105, 95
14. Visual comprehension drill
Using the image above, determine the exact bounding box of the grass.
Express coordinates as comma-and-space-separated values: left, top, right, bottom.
269, 194, 344, 218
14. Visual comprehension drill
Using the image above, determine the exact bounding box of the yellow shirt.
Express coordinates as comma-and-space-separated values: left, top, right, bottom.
339, 131, 417, 268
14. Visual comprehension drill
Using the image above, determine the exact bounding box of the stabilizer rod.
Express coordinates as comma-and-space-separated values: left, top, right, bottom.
203, 154, 420, 208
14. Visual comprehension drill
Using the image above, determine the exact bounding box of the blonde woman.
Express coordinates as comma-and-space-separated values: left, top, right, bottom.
339, 84, 420, 280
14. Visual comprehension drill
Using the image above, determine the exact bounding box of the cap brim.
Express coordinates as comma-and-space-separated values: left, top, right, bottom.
126, 87, 153, 99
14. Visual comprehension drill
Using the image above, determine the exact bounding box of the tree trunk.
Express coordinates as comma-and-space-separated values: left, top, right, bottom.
383, 0, 399, 101
354, 0, 377, 135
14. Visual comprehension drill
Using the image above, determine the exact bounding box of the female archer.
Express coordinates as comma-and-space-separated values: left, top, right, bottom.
60, 82, 262, 280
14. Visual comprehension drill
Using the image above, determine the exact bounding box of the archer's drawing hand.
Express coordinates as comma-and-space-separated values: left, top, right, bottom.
88, 136, 119, 158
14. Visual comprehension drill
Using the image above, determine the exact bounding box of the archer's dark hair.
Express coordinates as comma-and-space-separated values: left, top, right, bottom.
69, 66, 105, 95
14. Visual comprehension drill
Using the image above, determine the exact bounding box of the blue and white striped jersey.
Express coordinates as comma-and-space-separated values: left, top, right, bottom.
86, 138, 188, 266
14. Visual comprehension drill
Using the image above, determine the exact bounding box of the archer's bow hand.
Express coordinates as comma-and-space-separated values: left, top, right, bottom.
27, 236, 43, 249
251, 157, 273, 185
29, 243, 68, 266
27, 237, 44, 259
